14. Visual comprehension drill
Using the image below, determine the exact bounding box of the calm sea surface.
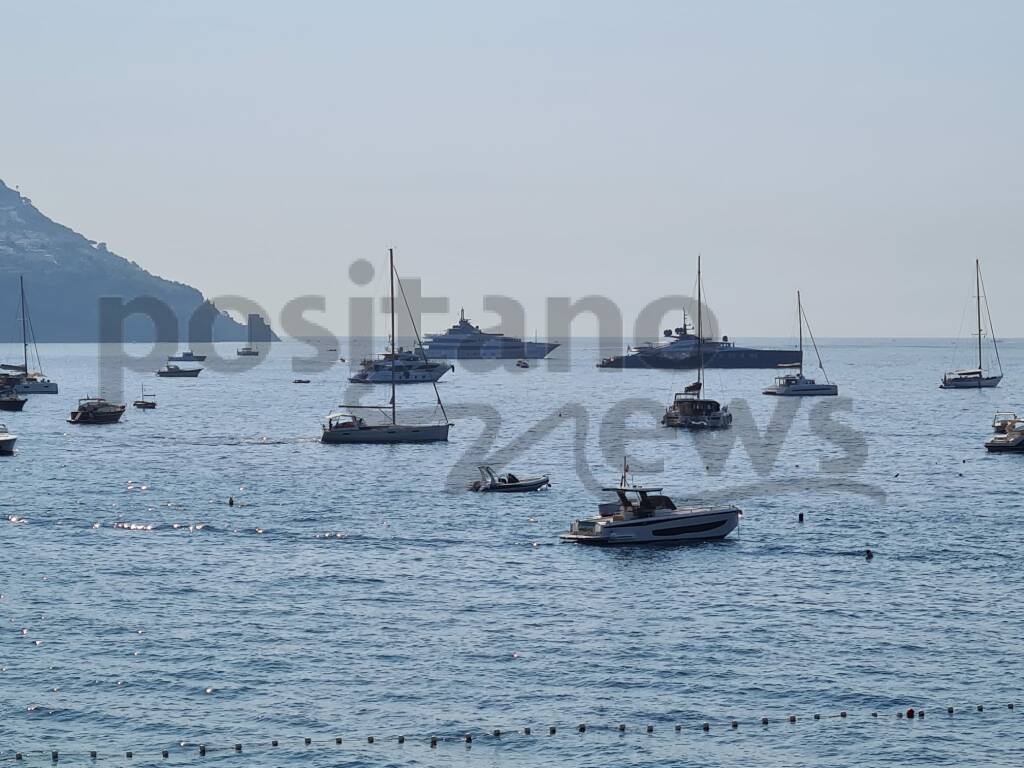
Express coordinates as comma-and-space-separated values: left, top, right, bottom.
1, 338, 1022, 766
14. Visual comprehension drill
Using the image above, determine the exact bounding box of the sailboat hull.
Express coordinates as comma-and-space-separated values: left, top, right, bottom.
940, 375, 1002, 389
321, 422, 450, 444
13, 379, 58, 394
763, 382, 838, 396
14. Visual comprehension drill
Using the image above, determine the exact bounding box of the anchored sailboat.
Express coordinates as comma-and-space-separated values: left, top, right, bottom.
762, 291, 838, 396
2, 277, 58, 394
941, 259, 1002, 389
662, 256, 732, 429
321, 249, 452, 444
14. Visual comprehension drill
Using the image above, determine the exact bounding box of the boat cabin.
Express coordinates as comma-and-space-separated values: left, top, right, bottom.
669, 393, 724, 417
598, 485, 677, 519
325, 412, 367, 430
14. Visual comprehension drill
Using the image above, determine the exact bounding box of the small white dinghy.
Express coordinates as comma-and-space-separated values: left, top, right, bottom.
560, 461, 740, 545
0, 424, 17, 455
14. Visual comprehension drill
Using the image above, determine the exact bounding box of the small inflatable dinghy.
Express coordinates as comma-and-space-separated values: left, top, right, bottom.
471, 465, 550, 492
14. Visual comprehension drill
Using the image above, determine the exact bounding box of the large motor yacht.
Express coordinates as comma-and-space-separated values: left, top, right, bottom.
597, 261, 801, 372
348, 345, 452, 384
421, 309, 559, 360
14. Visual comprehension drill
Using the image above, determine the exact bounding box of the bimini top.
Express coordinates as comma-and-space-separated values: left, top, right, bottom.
602, 485, 664, 493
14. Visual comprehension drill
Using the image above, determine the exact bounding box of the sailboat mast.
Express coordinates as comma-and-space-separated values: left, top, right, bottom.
797, 290, 803, 376
976, 258, 983, 371
389, 247, 397, 425
20, 276, 28, 372
697, 255, 703, 389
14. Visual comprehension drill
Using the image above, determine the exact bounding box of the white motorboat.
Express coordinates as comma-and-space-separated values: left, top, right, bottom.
236, 346, 259, 357
941, 259, 1002, 389
992, 412, 1019, 434
2, 277, 58, 394
985, 421, 1024, 453
0, 424, 16, 455
560, 462, 741, 545
168, 350, 206, 362
322, 248, 452, 445
516, 359, 530, 369
348, 345, 452, 384
763, 291, 838, 396
156, 364, 202, 378
663, 256, 732, 429
471, 465, 550, 492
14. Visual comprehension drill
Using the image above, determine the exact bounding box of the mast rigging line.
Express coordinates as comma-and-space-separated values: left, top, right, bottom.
977, 264, 1002, 375
392, 262, 450, 426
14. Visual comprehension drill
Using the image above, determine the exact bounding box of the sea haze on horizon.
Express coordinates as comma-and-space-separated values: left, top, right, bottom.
1, 0, 1022, 337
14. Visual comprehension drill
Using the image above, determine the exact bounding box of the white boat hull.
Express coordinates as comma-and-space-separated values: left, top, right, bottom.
321, 422, 450, 444
561, 506, 740, 544
763, 383, 838, 396
940, 374, 1002, 389
13, 379, 58, 394
348, 366, 449, 384
0, 435, 16, 455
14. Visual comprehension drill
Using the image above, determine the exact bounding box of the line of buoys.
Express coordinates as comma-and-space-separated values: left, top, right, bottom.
6, 703, 1019, 763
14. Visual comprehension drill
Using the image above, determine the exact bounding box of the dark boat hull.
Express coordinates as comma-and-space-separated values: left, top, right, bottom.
0, 398, 27, 412
985, 442, 1024, 453
68, 408, 126, 424
599, 348, 801, 370
423, 342, 559, 360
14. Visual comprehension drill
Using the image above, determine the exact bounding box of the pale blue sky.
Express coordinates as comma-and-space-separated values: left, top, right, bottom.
2, 1, 1022, 337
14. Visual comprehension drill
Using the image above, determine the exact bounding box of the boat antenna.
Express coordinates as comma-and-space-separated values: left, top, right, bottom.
800, 296, 830, 384
394, 262, 451, 426
977, 260, 1002, 376
697, 254, 704, 392
797, 290, 803, 376
389, 248, 396, 426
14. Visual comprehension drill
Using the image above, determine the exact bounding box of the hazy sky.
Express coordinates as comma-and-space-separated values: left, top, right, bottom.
2, 1, 1022, 338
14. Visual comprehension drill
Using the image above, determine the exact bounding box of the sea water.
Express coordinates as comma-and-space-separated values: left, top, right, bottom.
1, 339, 1021, 766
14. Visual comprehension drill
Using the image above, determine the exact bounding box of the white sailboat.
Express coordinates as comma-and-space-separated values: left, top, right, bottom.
762, 291, 838, 396
3, 277, 58, 394
662, 256, 732, 429
322, 248, 452, 444
940, 259, 1002, 389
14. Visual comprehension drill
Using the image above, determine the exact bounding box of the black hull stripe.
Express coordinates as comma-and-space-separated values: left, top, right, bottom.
606, 511, 738, 529
652, 519, 730, 536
